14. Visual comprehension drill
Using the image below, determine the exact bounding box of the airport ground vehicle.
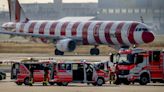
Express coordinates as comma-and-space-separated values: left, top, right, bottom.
11, 60, 109, 86
0, 70, 6, 80
49, 61, 109, 86
113, 48, 164, 85
11, 60, 55, 85
93, 61, 117, 83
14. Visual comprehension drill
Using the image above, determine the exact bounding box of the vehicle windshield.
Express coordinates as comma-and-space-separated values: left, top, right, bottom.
116, 54, 135, 65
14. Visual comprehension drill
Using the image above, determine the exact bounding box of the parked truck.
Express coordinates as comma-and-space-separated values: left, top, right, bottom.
113, 48, 164, 85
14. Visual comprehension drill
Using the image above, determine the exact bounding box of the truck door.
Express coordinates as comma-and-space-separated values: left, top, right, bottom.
73, 63, 84, 81
50, 63, 56, 80
33, 64, 44, 82
57, 63, 72, 82
11, 63, 20, 79
149, 51, 163, 79
86, 64, 94, 81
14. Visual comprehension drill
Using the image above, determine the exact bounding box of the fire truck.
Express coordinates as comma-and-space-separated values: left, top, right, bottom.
49, 61, 109, 86
113, 48, 164, 85
11, 60, 56, 85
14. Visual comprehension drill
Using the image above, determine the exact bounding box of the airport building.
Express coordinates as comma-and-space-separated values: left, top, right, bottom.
22, 0, 97, 20
96, 0, 164, 34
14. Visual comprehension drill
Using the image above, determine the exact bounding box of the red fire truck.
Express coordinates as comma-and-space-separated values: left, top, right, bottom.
49, 61, 109, 86
113, 48, 164, 85
11, 60, 56, 85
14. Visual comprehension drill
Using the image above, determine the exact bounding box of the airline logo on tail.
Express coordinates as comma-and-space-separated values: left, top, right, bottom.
8, 0, 29, 22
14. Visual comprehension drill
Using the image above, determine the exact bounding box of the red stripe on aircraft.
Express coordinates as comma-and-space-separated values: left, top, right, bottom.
15, 0, 21, 22
82, 22, 91, 45
28, 22, 36, 33
115, 22, 125, 44
19, 23, 25, 32
49, 22, 58, 35
71, 22, 80, 36
93, 22, 102, 44
104, 22, 114, 44
39, 22, 47, 34
61, 22, 69, 36
128, 22, 138, 44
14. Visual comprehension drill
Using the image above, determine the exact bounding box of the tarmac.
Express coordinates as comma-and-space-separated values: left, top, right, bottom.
0, 53, 164, 92
0, 76, 164, 92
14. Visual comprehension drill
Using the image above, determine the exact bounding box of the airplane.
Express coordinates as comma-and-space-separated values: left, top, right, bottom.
0, 0, 155, 55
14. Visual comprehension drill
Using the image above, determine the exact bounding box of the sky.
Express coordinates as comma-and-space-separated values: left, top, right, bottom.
0, 0, 98, 11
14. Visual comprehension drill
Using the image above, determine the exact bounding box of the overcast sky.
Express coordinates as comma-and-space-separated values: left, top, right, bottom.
0, 0, 98, 10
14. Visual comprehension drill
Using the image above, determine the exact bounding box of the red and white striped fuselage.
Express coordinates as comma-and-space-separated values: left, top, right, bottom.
2, 21, 154, 46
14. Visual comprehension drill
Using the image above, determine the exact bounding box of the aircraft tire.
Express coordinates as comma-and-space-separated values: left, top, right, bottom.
55, 49, 64, 55
90, 48, 100, 55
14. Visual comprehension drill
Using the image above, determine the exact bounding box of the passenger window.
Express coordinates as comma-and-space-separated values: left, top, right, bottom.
66, 64, 71, 70
58, 64, 66, 70
136, 55, 143, 64
73, 64, 78, 70
153, 51, 160, 62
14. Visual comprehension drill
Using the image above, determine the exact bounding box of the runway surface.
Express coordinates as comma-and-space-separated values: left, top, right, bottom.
0, 76, 164, 92
0, 53, 110, 61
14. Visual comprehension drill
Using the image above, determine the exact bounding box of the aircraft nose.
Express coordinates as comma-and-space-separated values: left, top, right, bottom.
142, 31, 155, 43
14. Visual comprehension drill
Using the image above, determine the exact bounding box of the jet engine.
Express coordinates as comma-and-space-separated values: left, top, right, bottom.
56, 39, 76, 52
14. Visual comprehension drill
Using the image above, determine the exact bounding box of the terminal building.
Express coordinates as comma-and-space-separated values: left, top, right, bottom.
22, 0, 97, 20
96, 0, 164, 34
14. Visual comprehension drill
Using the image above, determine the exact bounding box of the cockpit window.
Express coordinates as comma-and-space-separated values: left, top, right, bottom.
136, 28, 148, 31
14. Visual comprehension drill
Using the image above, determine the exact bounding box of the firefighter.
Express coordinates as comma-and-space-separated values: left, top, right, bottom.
109, 61, 117, 84
29, 65, 34, 86
43, 64, 49, 86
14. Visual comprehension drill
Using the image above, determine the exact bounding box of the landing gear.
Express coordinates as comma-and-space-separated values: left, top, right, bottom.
90, 46, 100, 55
54, 49, 64, 55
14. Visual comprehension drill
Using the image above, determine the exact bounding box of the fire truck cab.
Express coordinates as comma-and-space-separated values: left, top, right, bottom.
113, 48, 164, 85
49, 61, 109, 86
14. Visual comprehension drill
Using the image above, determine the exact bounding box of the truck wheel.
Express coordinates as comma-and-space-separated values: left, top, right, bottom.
56, 82, 62, 86
49, 82, 55, 85
139, 75, 149, 85
16, 82, 23, 85
92, 83, 97, 86
24, 78, 30, 85
123, 81, 130, 85
62, 82, 68, 86
114, 78, 121, 85
97, 78, 104, 86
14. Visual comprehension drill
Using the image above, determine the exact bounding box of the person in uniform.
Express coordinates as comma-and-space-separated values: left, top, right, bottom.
29, 65, 34, 86
43, 64, 49, 86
